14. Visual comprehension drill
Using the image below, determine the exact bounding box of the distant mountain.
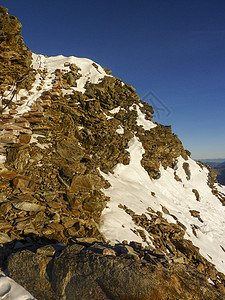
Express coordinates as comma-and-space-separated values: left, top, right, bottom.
199, 158, 225, 164
198, 160, 225, 185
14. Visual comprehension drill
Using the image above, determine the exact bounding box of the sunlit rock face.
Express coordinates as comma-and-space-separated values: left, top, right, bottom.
0, 5, 225, 299
0, 6, 32, 92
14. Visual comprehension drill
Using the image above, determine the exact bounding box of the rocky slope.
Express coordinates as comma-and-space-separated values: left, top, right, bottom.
0, 5, 225, 300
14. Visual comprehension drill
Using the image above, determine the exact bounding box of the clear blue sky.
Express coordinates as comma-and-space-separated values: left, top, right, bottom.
2, 0, 225, 159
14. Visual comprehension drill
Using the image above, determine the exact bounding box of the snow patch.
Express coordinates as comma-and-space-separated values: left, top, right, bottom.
116, 125, 124, 134
0, 154, 6, 164
136, 105, 157, 130
109, 107, 121, 114
0, 272, 35, 299
32, 54, 109, 94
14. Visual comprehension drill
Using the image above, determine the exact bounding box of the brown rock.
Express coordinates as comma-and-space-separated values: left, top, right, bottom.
12, 200, 45, 212
0, 232, 12, 243
13, 175, 30, 189
0, 169, 17, 179
36, 245, 56, 257
19, 134, 31, 144
0, 202, 12, 214
0, 220, 12, 231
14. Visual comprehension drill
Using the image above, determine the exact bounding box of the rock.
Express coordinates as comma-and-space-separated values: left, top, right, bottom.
192, 189, 200, 201
12, 200, 45, 212
0, 6, 32, 90
0, 202, 12, 214
57, 139, 85, 164
19, 134, 31, 144
7, 242, 225, 300
15, 219, 35, 232
36, 245, 56, 257
0, 220, 12, 231
0, 232, 12, 243
102, 248, 116, 256
0, 169, 17, 179
183, 162, 191, 180
12, 175, 30, 189
71, 237, 100, 246
8, 250, 54, 300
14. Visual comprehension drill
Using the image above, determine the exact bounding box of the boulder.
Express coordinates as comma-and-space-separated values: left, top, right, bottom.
7, 242, 225, 300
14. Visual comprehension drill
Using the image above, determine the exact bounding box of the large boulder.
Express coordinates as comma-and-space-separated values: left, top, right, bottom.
7, 241, 225, 300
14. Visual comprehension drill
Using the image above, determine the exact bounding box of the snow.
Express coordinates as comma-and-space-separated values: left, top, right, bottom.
30, 134, 50, 149
0, 272, 35, 299
3, 53, 109, 117
32, 54, 109, 94
128, 104, 156, 130
109, 106, 121, 114
0, 154, 6, 164
103, 112, 113, 120
135, 105, 157, 130
116, 125, 124, 134
207, 278, 215, 285
100, 136, 225, 274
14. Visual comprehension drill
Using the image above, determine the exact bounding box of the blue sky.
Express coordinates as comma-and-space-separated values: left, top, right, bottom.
2, 0, 225, 159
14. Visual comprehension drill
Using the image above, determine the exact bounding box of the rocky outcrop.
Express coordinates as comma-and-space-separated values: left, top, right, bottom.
6, 238, 225, 300
0, 6, 32, 92
0, 67, 191, 244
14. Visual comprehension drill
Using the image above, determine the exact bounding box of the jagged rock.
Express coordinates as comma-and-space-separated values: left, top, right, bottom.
7, 242, 225, 300
8, 250, 55, 299
0, 6, 32, 91
183, 162, 191, 180
139, 124, 188, 178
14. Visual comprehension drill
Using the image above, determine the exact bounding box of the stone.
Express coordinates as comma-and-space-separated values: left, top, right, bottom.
0, 220, 12, 231
12, 175, 30, 189
7, 243, 225, 300
183, 162, 191, 180
0, 202, 12, 214
0, 6, 32, 90
0, 232, 12, 243
19, 134, 31, 144
12, 200, 45, 212
8, 250, 54, 299
0, 169, 17, 180
72, 237, 100, 246
16, 219, 35, 231
3, 124, 32, 134
192, 189, 200, 201
36, 245, 56, 257
102, 248, 116, 256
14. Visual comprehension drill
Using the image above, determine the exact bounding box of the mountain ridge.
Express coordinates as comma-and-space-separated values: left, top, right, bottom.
0, 6, 225, 299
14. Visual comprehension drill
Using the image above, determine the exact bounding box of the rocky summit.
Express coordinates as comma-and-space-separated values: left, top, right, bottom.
0, 5, 225, 300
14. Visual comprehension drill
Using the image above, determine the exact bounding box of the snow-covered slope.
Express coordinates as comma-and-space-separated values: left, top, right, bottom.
99, 137, 225, 274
